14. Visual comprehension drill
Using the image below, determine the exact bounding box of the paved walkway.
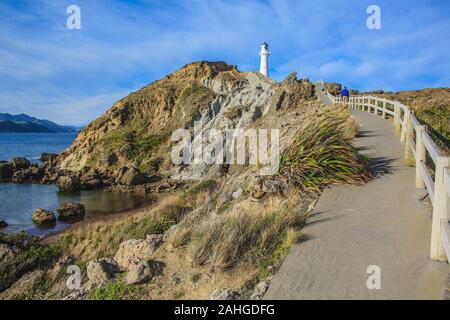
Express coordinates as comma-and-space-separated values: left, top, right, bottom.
265, 107, 449, 299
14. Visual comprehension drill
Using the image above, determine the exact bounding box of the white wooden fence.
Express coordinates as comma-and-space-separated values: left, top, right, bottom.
328, 93, 450, 263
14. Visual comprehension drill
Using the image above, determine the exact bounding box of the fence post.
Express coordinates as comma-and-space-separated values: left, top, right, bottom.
415, 125, 426, 189
394, 103, 401, 132
382, 100, 387, 119
404, 109, 414, 160
430, 156, 450, 261
400, 108, 409, 143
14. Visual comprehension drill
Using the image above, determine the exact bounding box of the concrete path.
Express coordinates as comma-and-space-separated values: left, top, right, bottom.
315, 82, 334, 105
265, 108, 449, 300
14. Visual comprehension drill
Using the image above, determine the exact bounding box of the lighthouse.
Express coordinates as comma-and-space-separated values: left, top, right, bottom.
259, 42, 270, 77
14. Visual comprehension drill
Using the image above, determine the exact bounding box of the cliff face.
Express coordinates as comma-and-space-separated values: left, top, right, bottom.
57, 61, 317, 181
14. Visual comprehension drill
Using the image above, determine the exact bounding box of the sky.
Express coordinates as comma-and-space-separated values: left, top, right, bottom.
0, 0, 449, 125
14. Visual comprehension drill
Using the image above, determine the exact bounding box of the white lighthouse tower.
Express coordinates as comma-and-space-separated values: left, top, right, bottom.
259, 42, 270, 77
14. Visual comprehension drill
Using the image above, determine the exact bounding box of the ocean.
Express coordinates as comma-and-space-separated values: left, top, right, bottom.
0, 133, 153, 236
0, 132, 77, 161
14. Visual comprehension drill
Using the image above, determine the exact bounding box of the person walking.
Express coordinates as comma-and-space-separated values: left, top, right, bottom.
341, 86, 349, 105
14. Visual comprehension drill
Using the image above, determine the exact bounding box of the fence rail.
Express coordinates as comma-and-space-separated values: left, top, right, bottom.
328, 93, 450, 263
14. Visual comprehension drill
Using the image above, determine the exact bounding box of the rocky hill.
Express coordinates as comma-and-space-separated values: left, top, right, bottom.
57, 61, 314, 181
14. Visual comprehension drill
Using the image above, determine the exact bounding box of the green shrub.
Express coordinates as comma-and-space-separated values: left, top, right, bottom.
87, 280, 142, 300
183, 179, 217, 196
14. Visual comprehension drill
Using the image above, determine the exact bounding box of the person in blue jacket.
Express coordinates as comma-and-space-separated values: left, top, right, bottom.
341, 86, 349, 104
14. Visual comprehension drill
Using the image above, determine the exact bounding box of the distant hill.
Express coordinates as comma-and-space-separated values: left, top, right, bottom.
0, 113, 79, 133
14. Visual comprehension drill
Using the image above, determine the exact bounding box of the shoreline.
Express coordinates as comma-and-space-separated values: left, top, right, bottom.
40, 191, 169, 245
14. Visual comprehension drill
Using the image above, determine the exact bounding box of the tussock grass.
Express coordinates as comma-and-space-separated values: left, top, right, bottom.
279, 116, 372, 194
184, 203, 305, 271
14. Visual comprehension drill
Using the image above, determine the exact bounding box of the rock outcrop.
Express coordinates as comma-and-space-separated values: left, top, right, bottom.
325, 82, 342, 96
0, 162, 13, 181
12, 165, 45, 183
32, 209, 56, 224
86, 258, 120, 288
115, 166, 146, 186
11, 157, 30, 171
210, 289, 238, 300
125, 260, 164, 285
114, 234, 163, 270
56, 175, 81, 192
40, 153, 58, 163
57, 202, 85, 220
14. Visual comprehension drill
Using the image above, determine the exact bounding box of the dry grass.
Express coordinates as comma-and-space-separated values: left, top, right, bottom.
57, 195, 189, 262
168, 195, 306, 271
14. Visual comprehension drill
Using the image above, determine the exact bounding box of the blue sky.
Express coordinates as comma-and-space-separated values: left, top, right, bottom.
0, 0, 449, 125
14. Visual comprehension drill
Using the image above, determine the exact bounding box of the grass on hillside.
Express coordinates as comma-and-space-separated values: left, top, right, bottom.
415, 106, 450, 151
96, 119, 170, 173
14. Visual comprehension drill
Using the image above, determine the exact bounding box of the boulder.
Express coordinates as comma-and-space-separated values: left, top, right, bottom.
56, 202, 85, 220
86, 258, 119, 287
232, 188, 243, 199
115, 166, 146, 186
250, 281, 269, 300
0, 162, 13, 181
12, 166, 45, 183
0, 220, 7, 228
210, 289, 238, 300
324, 82, 342, 96
80, 168, 103, 190
247, 176, 283, 199
62, 290, 86, 300
40, 153, 58, 163
32, 208, 56, 224
11, 157, 30, 171
125, 260, 164, 285
114, 234, 164, 270
56, 175, 81, 192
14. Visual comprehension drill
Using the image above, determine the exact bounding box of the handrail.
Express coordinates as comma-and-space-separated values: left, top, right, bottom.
331, 91, 450, 264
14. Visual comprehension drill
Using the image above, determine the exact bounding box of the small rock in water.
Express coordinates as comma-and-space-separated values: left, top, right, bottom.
57, 202, 85, 221
11, 157, 30, 171
40, 153, 58, 163
32, 208, 56, 225
0, 220, 7, 228
0, 162, 13, 181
